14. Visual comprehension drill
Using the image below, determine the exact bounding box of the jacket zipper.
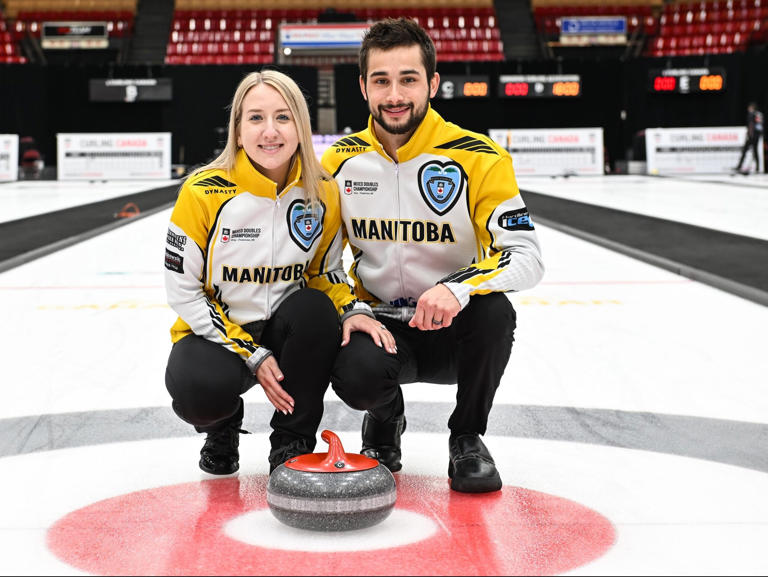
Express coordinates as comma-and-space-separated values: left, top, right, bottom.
267, 194, 279, 319
394, 161, 407, 304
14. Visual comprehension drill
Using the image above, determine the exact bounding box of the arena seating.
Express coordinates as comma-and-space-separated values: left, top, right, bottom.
165, 1, 502, 65
646, 0, 768, 56
4, 0, 136, 56
531, 0, 767, 57
1, 15, 26, 63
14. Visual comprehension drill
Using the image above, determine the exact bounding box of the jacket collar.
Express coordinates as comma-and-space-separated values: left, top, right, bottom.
232, 147, 302, 197
366, 105, 444, 163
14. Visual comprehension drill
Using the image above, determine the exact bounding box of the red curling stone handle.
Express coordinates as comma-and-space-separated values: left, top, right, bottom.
283, 429, 380, 472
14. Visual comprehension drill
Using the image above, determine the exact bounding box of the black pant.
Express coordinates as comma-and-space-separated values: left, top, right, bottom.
165, 288, 341, 451
737, 133, 761, 171
331, 293, 516, 435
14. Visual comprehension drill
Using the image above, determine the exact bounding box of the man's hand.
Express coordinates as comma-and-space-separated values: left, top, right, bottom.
255, 356, 294, 415
409, 284, 461, 331
341, 314, 397, 354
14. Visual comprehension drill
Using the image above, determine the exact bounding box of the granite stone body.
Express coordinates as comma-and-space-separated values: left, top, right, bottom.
266, 430, 397, 531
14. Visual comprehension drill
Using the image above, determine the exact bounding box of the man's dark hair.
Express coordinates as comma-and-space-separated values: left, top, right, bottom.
359, 18, 436, 82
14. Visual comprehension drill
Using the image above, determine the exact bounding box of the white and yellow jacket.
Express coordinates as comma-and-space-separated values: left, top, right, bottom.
321, 107, 544, 321
164, 149, 358, 372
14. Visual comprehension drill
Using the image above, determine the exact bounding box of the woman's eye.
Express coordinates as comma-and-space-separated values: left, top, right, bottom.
249, 114, 262, 121
277, 114, 291, 121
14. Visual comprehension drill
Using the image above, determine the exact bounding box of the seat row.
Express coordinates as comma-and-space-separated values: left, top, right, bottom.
660, 19, 767, 38
659, 6, 768, 24
663, 0, 765, 12
169, 26, 499, 45
171, 13, 497, 31
173, 0, 492, 9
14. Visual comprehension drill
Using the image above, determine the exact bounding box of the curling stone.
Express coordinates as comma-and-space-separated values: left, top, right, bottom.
267, 429, 396, 531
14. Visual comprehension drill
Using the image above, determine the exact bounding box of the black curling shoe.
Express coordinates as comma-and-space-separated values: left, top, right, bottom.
268, 437, 314, 474
199, 417, 249, 475
448, 433, 502, 493
361, 412, 406, 472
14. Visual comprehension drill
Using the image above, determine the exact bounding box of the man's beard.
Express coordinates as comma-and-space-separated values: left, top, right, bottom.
370, 97, 429, 135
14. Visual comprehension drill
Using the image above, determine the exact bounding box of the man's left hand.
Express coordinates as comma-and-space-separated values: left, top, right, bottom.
409, 284, 461, 331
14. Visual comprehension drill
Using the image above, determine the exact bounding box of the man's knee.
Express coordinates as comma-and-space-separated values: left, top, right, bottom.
459, 293, 516, 340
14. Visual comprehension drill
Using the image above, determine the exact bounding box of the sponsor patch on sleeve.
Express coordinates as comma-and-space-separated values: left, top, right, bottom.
498, 209, 534, 231
164, 248, 184, 273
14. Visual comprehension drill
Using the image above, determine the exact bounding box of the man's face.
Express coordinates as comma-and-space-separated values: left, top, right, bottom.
360, 45, 439, 136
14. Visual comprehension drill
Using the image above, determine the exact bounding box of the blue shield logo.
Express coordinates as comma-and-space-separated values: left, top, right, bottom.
417, 161, 465, 215
287, 199, 325, 251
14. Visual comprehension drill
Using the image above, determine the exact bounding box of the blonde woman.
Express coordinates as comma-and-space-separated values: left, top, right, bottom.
164, 70, 386, 475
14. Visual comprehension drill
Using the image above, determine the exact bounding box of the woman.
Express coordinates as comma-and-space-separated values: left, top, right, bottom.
163, 70, 384, 475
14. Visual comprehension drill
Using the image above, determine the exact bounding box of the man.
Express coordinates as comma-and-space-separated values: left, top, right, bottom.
321, 18, 544, 493
735, 101, 764, 175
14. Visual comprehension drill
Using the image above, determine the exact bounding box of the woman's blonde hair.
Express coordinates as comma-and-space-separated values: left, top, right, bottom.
189, 69, 330, 206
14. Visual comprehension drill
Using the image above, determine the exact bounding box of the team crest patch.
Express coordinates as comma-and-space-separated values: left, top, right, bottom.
287, 199, 325, 251
417, 160, 465, 215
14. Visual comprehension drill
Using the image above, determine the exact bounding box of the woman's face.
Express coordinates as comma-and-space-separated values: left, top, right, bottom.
237, 83, 299, 187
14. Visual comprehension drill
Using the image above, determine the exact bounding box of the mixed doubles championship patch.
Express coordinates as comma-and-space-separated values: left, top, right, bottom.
286, 199, 325, 252
417, 160, 466, 216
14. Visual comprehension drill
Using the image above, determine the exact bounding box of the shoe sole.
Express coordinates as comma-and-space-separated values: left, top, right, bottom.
199, 461, 239, 475
448, 460, 502, 493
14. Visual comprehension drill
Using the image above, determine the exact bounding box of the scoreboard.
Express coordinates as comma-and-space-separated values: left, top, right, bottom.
436, 75, 490, 99
498, 75, 582, 98
648, 67, 726, 94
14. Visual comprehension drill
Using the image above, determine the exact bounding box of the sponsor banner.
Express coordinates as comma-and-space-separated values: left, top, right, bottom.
279, 23, 368, 51
56, 133, 172, 180
645, 126, 763, 174
488, 127, 604, 176
0, 134, 19, 182
559, 17, 627, 45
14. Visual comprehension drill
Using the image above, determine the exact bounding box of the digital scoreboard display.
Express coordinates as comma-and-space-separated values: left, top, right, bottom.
436, 75, 490, 99
41, 21, 108, 49
89, 78, 173, 103
648, 67, 726, 94
498, 75, 582, 98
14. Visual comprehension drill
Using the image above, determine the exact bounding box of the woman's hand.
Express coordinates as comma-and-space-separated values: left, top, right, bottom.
341, 315, 397, 354
256, 356, 294, 415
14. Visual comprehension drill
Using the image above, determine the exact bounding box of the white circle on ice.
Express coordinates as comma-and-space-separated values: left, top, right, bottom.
223, 508, 438, 552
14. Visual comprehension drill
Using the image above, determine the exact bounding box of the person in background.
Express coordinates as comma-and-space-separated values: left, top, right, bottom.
163, 70, 379, 475
735, 101, 764, 175
322, 18, 544, 493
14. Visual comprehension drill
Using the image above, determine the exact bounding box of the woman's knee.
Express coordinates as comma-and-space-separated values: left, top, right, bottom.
331, 333, 399, 410
165, 336, 248, 426
282, 288, 341, 340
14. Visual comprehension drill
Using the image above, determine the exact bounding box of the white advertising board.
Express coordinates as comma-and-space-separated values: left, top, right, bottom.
645, 126, 763, 174
56, 133, 172, 180
0, 134, 19, 182
488, 127, 604, 176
